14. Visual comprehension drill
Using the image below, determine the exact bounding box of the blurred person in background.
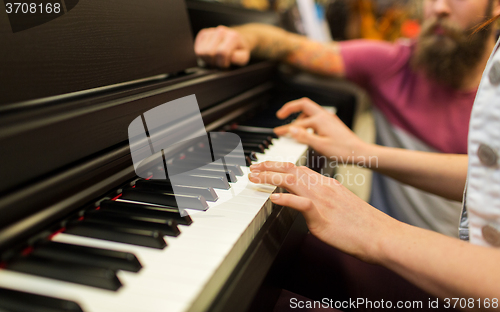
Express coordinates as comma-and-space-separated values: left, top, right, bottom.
195, 0, 499, 238
246, 10, 500, 309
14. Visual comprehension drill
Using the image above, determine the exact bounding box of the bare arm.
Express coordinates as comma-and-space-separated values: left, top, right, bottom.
359, 145, 467, 201
274, 98, 467, 201
247, 161, 500, 307
382, 220, 500, 304
194, 24, 345, 76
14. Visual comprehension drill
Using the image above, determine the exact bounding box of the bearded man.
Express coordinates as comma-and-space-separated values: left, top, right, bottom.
194, 0, 498, 238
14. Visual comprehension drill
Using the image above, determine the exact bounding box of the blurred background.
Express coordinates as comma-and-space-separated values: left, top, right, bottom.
196, 0, 422, 41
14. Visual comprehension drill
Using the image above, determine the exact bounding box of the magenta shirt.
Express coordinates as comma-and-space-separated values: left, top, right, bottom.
340, 39, 476, 154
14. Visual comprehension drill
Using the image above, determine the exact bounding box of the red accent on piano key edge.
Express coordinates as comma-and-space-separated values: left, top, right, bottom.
48, 227, 66, 240
111, 194, 122, 201
180, 155, 186, 160
0, 262, 6, 269
21, 246, 34, 256
95, 206, 101, 210
146, 175, 153, 180
78, 216, 84, 221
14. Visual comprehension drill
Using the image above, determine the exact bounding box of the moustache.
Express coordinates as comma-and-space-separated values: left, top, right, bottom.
420, 18, 464, 42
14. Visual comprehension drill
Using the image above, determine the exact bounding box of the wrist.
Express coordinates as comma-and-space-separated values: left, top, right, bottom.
232, 25, 258, 51
351, 141, 379, 168
236, 24, 296, 61
369, 216, 408, 266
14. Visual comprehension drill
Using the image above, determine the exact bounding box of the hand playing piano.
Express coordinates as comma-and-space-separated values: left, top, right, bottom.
194, 25, 252, 68
274, 97, 368, 162
248, 161, 400, 263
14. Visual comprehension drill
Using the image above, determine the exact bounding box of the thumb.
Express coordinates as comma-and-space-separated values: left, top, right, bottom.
289, 126, 324, 149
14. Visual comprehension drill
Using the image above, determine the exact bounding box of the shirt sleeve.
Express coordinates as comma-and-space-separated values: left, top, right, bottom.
339, 39, 408, 89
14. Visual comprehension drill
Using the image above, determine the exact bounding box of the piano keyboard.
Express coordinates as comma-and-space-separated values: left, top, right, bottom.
0, 127, 309, 312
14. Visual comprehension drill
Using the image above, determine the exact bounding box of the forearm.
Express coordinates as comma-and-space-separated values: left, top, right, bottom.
357, 144, 467, 201
379, 222, 500, 306
233, 24, 344, 76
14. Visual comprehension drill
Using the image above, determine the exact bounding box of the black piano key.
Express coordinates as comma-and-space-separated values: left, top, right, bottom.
143, 181, 218, 202
203, 134, 267, 152
164, 184, 218, 202
171, 159, 244, 176
239, 151, 258, 162
244, 150, 258, 161
32, 241, 142, 272
134, 179, 218, 201
240, 110, 300, 128
83, 210, 180, 237
101, 200, 193, 225
233, 125, 278, 136
65, 221, 167, 249
202, 163, 244, 176
211, 148, 258, 158
241, 138, 271, 148
210, 151, 257, 163
0, 287, 83, 312
191, 142, 258, 162
244, 155, 253, 166
180, 168, 238, 183
203, 168, 237, 182
207, 142, 265, 153
242, 143, 266, 153
7, 256, 122, 291
170, 174, 230, 190
121, 188, 178, 207
121, 188, 209, 210
208, 136, 271, 149
228, 131, 275, 142
183, 153, 246, 167
229, 129, 277, 139
183, 151, 253, 166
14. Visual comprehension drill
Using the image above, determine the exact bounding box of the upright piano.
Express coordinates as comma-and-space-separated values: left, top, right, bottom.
0, 1, 358, 311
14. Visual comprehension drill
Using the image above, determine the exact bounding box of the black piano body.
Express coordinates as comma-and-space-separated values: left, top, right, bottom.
0, 1, 360, 311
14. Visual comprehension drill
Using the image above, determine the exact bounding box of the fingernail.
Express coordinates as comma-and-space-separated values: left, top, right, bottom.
289, 127, 299, 134
249, 164, 258, 170
270, 194, 280, 200
249, 172, 259, 178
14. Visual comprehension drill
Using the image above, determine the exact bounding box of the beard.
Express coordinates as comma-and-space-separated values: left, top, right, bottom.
411, 15, 493, 89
